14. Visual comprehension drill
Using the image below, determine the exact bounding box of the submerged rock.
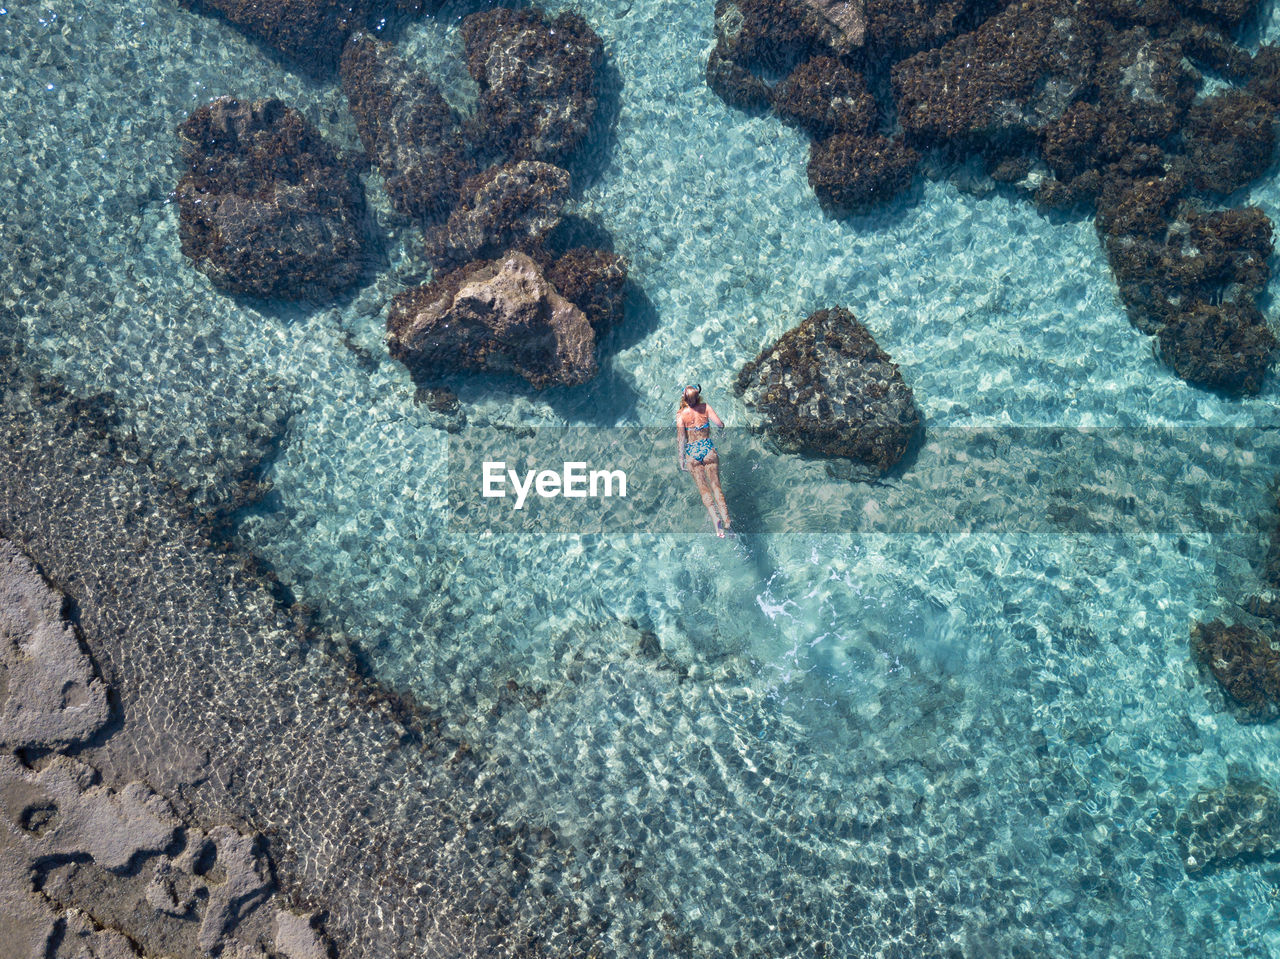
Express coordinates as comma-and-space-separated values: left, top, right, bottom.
387, 251, 598, 388
1182, 91, 1279, 196
544, 248, 628, 334
1175, 779, 1280, 873
424, 160, 571, 268
179, 0, 416, 75
176, 96, 367, 300
771, 56, 877, 138
1191, 619, 1280, 721
808, 133, 918, 214
461, 6, 604, 163
0, 540, 109, 750
735, 307, 920, 472
340, 32, 477, 219
891, 0, 1099, 145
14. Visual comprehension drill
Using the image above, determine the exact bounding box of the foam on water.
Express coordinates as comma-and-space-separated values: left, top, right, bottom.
6, 0, 1280, 954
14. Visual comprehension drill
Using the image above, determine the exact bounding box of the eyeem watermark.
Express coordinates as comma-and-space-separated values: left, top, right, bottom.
483, 461, 628, 509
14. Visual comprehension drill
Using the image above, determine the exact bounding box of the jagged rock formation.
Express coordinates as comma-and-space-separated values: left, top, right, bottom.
706, 0, 1280, 391
424, 160, 572, 268
735, 306, 920, 472
1175, 779, 1280, 873
0, 541, 109, 749
178, 0, 419, 75
388, 251, 598, 388
176, 96, 367, 300
461, 6, 604, 163
340, 31, 477, 219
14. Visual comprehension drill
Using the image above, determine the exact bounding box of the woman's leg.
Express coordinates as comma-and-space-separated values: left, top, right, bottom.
689, 464, 722, 534
705, 456, 730, 529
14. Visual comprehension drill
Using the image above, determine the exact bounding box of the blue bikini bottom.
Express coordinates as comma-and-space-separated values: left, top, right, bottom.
685, 436, 715, 463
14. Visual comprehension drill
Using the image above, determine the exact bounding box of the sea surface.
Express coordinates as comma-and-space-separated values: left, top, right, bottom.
5, 0, 1280, 954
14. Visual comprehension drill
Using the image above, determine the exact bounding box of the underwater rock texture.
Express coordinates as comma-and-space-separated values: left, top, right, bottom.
176, 96, 367, 300
1191, 619, 1280, 722
178, 0, 417, 75
1175, 779, 1280, 873
0, 541, 109, 749
424, 160, 571, 268
544, 248, 629, 334
388, 251, 598, 387
735, 307, 920, 471
461, 6, 604, 163
707, 0, 1280, 390
340, 32, 477, 220
808, 133, 918, 214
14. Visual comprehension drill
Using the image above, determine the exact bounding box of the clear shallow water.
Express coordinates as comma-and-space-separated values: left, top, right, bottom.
6, 0, 1280, 955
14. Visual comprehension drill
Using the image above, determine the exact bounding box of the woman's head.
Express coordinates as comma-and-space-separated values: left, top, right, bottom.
679, 383, 701, 410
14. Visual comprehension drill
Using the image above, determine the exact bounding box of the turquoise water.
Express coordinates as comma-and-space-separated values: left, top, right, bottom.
6, 0, 1280, 954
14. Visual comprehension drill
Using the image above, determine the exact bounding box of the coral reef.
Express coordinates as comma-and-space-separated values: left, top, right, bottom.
340, 32, 477, 219
424, 160, 572, 268
1175, 779, 1280, 873
461, 6, 604, 163
706, 0, 1280, 391
735, 307, 920, 472
176, 96, 367, 300
1191, 619, 1280, 722
178, 0, 417, 75
388, 251, 598, 388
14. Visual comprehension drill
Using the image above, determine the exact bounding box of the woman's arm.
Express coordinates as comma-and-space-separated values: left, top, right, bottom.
676, 420, 688, 471
707, 404, 725, 429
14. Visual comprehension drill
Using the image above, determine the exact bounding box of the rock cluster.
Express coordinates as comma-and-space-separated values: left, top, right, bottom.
1175, 779, 1280, 873
707, 0, 1280, 391
706, 0, 916, 211
176, 6, 628, 387
735, 307, 920, 472
175, 96, 368, 300
0, 538, 334, 959
338, 8, 627, 389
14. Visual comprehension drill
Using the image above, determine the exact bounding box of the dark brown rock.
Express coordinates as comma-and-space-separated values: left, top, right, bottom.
461, 6, 603, 163
807, 133, 918, 215
771, 56, 877, 137
864, 0, 968, 55
424, 160, 571, 268
544, 248, 628, 334
340, 32, 477, 219
175, 96, 367, 300
1156, 300, 1276, 395
891, 0, 1099, 145
179, 0, 416, 76
706, 42, 772, 111
387, 252, 598, 388
735, 307, 920, 472
1183, 91, 1278, 196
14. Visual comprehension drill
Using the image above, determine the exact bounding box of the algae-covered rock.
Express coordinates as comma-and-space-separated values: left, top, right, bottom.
736, 307, 919, 472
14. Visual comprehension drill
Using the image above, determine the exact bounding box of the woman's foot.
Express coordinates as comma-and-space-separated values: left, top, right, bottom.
716, 520, 726, 538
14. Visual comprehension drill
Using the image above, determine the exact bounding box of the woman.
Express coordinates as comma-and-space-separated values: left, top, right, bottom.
676, 384, 731, 536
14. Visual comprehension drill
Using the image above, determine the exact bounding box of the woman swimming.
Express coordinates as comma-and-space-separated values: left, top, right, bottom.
676, 384, 731, 536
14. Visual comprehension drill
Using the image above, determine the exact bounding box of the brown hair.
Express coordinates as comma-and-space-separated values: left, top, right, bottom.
678, 386, 700, 412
